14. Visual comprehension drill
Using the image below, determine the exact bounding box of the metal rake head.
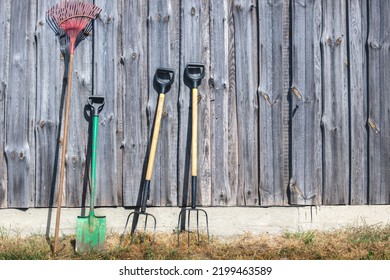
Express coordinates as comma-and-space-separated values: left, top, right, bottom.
177, 208, 210, 246
46, 0, 101, 53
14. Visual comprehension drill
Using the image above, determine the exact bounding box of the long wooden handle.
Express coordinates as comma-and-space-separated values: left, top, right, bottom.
54, 53, 74, 253
145, 93, 165, 181
191, 88, 198, 177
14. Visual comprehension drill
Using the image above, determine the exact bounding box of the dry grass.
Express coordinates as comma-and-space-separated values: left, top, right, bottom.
1, 225, 390, 260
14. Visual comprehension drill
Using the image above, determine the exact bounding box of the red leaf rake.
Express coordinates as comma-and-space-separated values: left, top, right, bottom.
46, 0, 101, 253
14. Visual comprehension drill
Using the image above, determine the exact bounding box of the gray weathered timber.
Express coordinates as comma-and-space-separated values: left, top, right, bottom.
178, 0, 211, 207
35, 0, 63, 207
0, 0, 10, 208
227, 0, 239, 206
93, 0, 119, 206
121, 0, 149, 206
258, 0, 289, 205
349, 0, 368, 205
1, 1, 390, 209
209, 0, 234, 206
290, 0, 322, 205
321, 0, 349, 205
233, 0, 259, 205
147, 0, 180, 207
4, 0, 36, 208
368, 0, 390, 204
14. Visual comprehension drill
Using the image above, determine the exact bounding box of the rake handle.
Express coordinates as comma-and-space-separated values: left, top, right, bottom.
54, 53, 74, 253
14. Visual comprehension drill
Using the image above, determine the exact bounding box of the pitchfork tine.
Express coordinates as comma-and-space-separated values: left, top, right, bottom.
125, 210, 156, 244
124, 181, 157, 244
178, 208, 210, 246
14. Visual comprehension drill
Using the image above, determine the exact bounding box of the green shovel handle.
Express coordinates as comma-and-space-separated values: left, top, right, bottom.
88, 96, 105, 214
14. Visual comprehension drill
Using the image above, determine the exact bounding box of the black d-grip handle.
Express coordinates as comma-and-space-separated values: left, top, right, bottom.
88, 95, 105, 116
153, 67, 175, 94
184, 63, 205, 89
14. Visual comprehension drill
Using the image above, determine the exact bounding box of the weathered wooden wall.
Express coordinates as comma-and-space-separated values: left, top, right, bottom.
0, 0, 389, 209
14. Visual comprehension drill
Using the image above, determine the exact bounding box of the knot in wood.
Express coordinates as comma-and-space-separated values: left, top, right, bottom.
131, 52, 137, 60
191, 7, 196, 16
335, 36, 343, 46
370, 42, 380, 49
48, 120, 55, 128
208, 78, 215, 89
290, 85, 302, 99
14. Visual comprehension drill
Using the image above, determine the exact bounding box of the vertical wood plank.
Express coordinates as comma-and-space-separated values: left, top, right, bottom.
227, 0, 239, 205
209, 0, 234, 205
147, 0, 180, 206
178, 0, 211, 207
368, 0, 390, 204
0, 0, 10, 208
121, 0, 149, 206
64, 0, 94, 207
35, 0, 63, 207
93, 0, 119, 206
290, 0, 322, 205
349, 0, 368, 205
321, 0, 349, 204
233, 0, 259, 205
258, 0, 289, 205
4, 0, 36, 208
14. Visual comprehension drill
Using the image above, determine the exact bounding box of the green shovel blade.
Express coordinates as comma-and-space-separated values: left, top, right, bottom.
75, 212, 106, 252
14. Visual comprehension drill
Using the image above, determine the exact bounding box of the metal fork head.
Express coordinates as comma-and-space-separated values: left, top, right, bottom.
124, 211, 157, 245
177, 208, 210, 246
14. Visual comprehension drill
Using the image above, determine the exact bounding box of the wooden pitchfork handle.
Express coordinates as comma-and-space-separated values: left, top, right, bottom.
54, 53, 74, 253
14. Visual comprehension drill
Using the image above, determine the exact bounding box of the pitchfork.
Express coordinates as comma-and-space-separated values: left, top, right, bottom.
123, 67, 175, 244
178, 63, 210, 246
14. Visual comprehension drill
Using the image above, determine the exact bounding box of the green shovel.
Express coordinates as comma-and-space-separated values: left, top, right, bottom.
76, 96, 106, 252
